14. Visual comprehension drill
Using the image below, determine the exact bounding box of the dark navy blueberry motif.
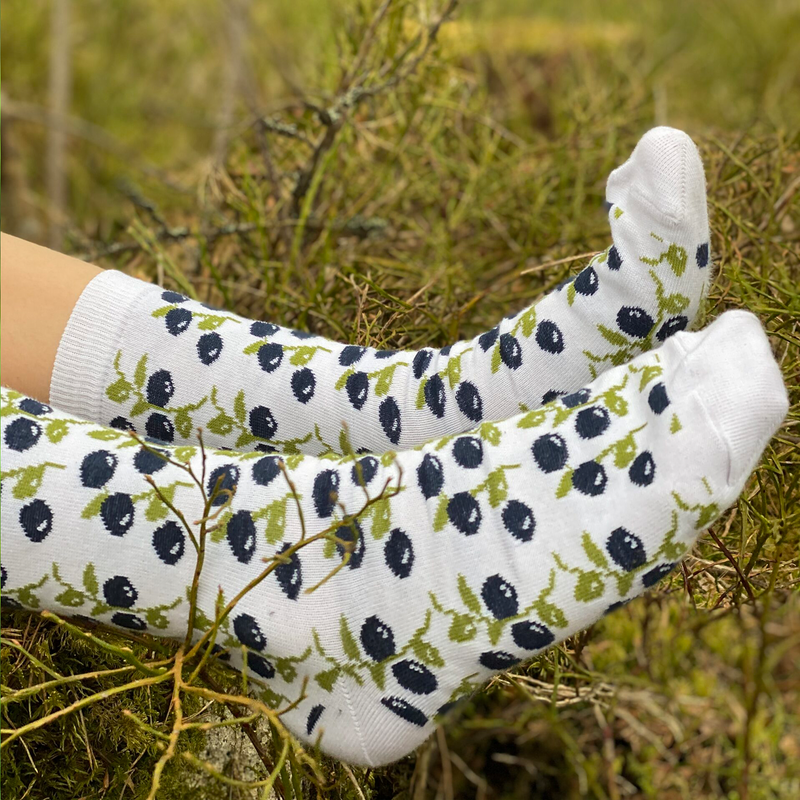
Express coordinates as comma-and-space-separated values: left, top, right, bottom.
648, 382, 670, 415
80, 450, 118, 488
696, 242, 709, 268
380, 697, 428, 726
453, 436, 483, 469
532, 433, 568, 473
252, 455, 282, 487
392, 660, 438, 694
617, 306, 655, 338
5, 418, 42, 452
511, 620, 554, 650
20, 500, 53, 542
561, 388, 590, 408
145, 413, 174, 443
291, 368, 316, 403
103, 576, 137, 608
335, 521, 365, 569
275, 543, 302, 599
257, 342, 283, 373
207, 464, 240, 506
447, 492, 482, 535
607, 245, 622, 270
110, 416, 135, 432
456, 381, 483, 421
19, 399, 52, 416
233, 613, 266, 650
379, 397, 401, 444
133, 446, 168, 475
384, 528, 414, 578
606, 527, 647, 571
536, 320, 565, 354
417, 453, 444, 499
312, 470, 340, 517
499, 333, 522, 369
575, 406, 611, 440
247, 653, 275, 679
481, 575, 518, 619
629, 451, 656, 486
574, 266, 599, 295
250, 321, 278, 337
162, 291, 187, 304
101, 494, 135, 536
501, 500, 535, 542
165, 307, 192, 335
479, 651, 520, 670
413, 349, 433, 378
249, 406, 278, 439
112, 612, 146, 631
339, 345, 366, 366
424, 374, 446, 418
227, 510, 256, 564
346, 372, 369, 409
306, 704, 324, 734
291, 329, 315, 340
351, 456, 378, 486
478, 326, 499, 352
642, 562, 677, 587
360, 616, 395, 661
146, 370, 174, 407
152, 520, 185, 565
656, 316, 689, 341
542, 389, 564, 404
375, 349, 397, 359
572, 462, 608, 496
197, 332, 223, 364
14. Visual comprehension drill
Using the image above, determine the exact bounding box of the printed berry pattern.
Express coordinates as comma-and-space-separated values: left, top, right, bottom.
5, 313, 773, 767
51, 129, 711, 457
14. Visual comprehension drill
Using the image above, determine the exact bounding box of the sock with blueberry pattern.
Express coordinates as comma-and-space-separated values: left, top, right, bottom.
50, 127, 712, 456
2, 310, 786, 765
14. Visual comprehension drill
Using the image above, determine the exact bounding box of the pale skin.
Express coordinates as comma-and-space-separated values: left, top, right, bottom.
1, 232, 101, 402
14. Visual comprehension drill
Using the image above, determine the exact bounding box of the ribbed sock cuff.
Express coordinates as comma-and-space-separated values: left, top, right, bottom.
50, 270, 157, 422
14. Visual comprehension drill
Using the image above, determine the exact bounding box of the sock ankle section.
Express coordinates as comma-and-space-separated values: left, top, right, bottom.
49, 127, 711, 456
4, 311, 786, 765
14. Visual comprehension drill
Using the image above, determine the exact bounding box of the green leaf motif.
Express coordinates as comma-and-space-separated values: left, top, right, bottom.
145, 608, 170, 630
133, 354, 148, 388
605, 390, 629, 417
567, 282, 576, 307
597, 325, 630, 348
487, 619, 505, 646
370, 497, 391, 540
275, 657, 297, 684
290, 346, 316, 367
235, 431, 257, 449
81, 492, 109, 519
490, 343, 502, 374
415, 378, 427, 409
615, 571, 635, 597
486, 468, 509, 508
518, 306, 537, 338
445, 356, 461, 389
12, 465, 46, 500
130, 399, 150, 418
556, 468, 573, 499
367, 662, 387, 691
433, 494, 450, 532
534, 598, 568, 629
335, 367, 355, 391
612, 433, 638, 469
457, 574, 482, 614
83, 563, 99, 596
45, 419, 69, 444
106, 378, 132, 404
242, 340, 262, 356
315, 667, 341, 692
55, 587, 85, 608
173, 446, 197, 463
479, 422, 502, 445
448, 614, 477, 642
340, 615, 360, 661
151, 305, 172, 318
233, 390, 246, 424
575, 570, 605, 602
581, 533, 609, 570
264, 498, 288, 545
175, 409, 193, 439
518, 409, 547, 429
207, 412, 235, 436
412, 638, 445, 668
662, 292, 690, 314
197, 315, 225, 331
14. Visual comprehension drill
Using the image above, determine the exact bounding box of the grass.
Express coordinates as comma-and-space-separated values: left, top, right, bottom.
1, 0, 799, 797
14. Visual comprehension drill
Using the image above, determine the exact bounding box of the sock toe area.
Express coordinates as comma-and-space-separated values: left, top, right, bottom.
606, 126, 708, 233
674, 310, 788, 491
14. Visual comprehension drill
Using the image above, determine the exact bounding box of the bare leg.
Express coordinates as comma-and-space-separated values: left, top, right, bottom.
0, 232, 101, 401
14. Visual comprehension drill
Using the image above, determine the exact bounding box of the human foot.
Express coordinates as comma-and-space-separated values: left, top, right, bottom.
50, 127, 711, 455
3, 311, 785, 764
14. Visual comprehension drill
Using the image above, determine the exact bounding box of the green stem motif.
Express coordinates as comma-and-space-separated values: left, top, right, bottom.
0, 461, 66, 500
151, 299, 241, 331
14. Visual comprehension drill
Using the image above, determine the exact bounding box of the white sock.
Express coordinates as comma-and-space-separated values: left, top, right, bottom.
2, 311, 785, 765
50, 127, 711, 455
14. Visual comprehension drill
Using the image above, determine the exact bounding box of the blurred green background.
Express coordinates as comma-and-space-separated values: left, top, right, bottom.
2, 1, 799, 799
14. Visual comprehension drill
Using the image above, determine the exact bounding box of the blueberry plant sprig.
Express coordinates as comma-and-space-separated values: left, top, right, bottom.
429, 568, 567, 649
151, 291, 241, 336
